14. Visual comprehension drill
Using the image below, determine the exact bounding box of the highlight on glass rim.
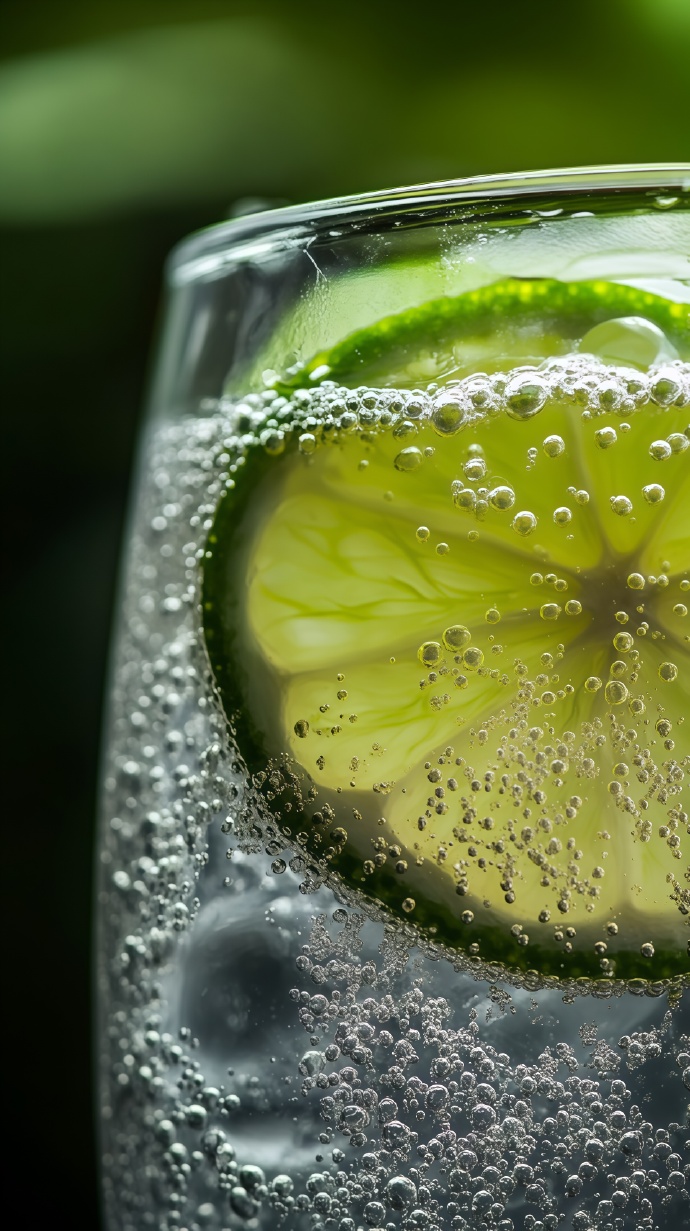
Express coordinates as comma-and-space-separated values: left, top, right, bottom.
98, 168, 690, 1231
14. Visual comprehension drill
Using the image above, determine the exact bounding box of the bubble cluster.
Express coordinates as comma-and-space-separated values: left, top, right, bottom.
99, 345, 690, 1231
253, 354, 690, 448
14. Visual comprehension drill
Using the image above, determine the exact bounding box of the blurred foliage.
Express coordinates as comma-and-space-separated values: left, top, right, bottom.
0, 0, 689, 220
1, 4, 688, 1229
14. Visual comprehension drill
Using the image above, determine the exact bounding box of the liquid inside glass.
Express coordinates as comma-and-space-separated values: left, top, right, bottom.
98, 184, 689, 1231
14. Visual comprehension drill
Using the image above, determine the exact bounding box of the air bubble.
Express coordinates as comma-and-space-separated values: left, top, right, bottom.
463, 457, 487, 481
260, 428, 286, 455
585, 676, 602, 692
452, 485, 476, 510
488, 484, 515, 510
418, 641, 442, 667
543, 434, 565, 457
294, 720, 309, 738
553, 506, 572, 525
431, 393, 466, 436
512, 510, 538, 536
462, 646, 484, 669
540, 603, 561, 620
642, 483, 665, 504
627, 573, 645, 590
613, 631, 634, 652
565, 599, 582, 615
385, 1176, 417, 1210
596, 380, 623, 411
299, 1049, 325, 1076
595, 427, 617, 449
649, 439, 672, 461
230, 1188, 259, 1219
658, 661, 678, 682
394, 447, 423, 472
505, 375, 547, 419
442, 625, 471, 650
605, 680, 629, 705
392, 418, 417, 439
580, 316, 677, 368
416, 525, 430, 541
610, 495, 633, 517
650, 369, 683, 407
298, 432, 317, 455
472, 1103, 497, 1128
404, 396, 427, 418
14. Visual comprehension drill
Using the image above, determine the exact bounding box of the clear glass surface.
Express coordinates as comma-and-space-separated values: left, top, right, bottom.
97, 167, 690, 1231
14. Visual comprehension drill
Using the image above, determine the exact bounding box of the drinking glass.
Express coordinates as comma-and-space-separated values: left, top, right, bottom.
97, 166, 689, 1231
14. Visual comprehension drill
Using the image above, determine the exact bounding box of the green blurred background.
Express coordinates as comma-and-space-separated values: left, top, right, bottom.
1, 1, 688, 1224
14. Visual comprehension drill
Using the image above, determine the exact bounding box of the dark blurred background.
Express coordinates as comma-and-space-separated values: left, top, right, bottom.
1, 2, 688, 1226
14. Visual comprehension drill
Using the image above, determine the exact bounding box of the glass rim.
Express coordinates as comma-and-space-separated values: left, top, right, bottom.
169, 163, 690, 286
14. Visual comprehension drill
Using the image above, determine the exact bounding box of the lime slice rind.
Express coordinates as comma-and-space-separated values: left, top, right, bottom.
271, 279, 690, 392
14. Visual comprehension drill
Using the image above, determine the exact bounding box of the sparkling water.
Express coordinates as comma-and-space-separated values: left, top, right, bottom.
98, 355, 689, 1231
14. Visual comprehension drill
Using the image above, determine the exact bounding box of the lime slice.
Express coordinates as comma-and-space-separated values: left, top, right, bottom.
275, 279, 689, 391
204, 284, 690, 984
